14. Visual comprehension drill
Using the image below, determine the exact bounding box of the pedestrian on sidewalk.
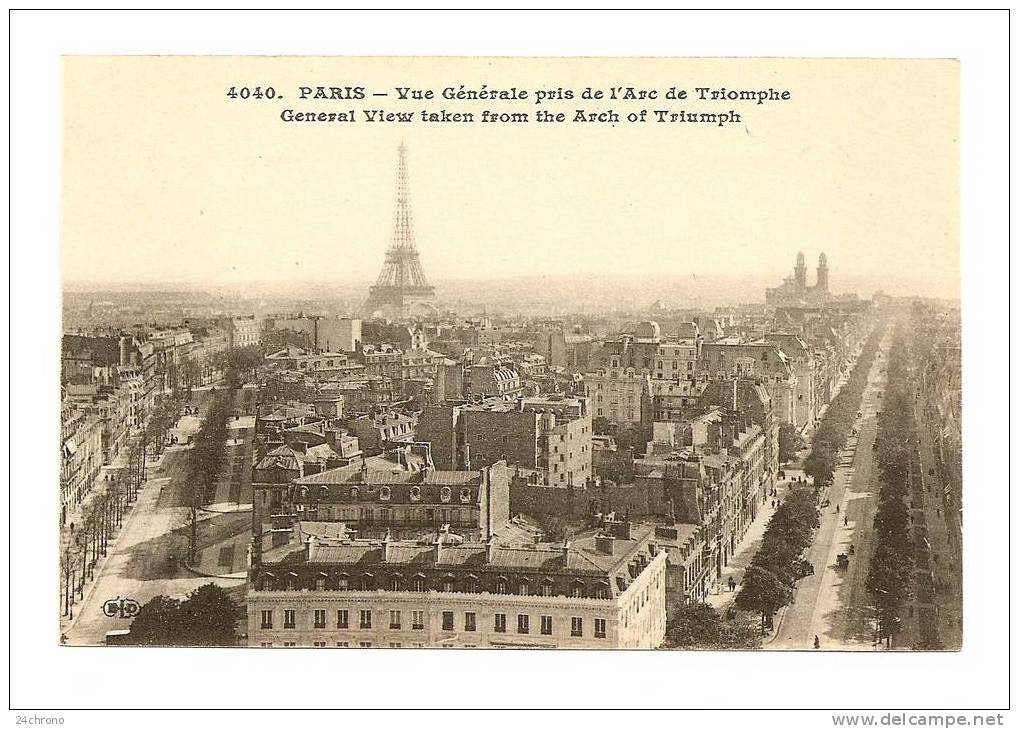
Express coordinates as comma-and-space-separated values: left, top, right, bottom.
728, 576, 735, 592
814, 635, 820, 649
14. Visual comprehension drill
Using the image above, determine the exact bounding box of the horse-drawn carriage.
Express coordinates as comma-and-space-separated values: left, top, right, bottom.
836, 553, 850, 570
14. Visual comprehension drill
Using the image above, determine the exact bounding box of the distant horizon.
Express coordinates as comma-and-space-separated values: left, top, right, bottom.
62, 269, 957, 302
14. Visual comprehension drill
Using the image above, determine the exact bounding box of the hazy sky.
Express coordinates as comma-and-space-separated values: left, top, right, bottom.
62, 57, 959, 298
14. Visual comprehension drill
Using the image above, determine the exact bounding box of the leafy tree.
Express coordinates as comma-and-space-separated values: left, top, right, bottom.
778, 423, 805, 464
129, 595, 183, 645
178, 584, 245, 646
735, 565, 792, 634
719, 611, 764, 649
803, 442, 837, 485
664, 602, 722, 648
128, 585, 242, 646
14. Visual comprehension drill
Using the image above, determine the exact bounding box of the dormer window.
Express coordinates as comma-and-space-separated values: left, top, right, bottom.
380, 486, 391, 501
412, 575, 426, 592
440, 486, 452, 503
572, 581, 585, 598
350, 487, 359, 501
410, 486, 421, 501
496, 577, 508, 594
459, 488, 472, 503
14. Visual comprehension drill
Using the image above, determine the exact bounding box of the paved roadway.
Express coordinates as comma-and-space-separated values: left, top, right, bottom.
769, 331, 891, 650
64, 388, 252, 646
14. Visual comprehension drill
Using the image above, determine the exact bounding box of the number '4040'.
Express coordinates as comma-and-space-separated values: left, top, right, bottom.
226, 86, 277, 100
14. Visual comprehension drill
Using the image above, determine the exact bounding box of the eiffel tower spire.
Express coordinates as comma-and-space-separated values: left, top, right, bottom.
365, 144, 437, 319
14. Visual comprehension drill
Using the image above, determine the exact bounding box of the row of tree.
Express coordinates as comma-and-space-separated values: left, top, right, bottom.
127, 583, 244, 646
60, 433, 148, 618
865, 325, 915, 647
803, 324, 886, 486
184, 390, 233, 563
735, 487, 820, 633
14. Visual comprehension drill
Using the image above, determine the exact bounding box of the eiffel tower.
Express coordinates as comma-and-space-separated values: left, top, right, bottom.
364, 143, 437, 319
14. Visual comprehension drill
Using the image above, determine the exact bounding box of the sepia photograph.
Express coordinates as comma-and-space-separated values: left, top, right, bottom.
57, 55, 961, 653
7, 8, 1010, 721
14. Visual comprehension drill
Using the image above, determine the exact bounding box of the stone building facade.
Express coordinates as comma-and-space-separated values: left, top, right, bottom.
247, 518, 667, 649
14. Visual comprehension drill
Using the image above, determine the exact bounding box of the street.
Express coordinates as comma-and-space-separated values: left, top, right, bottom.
768, 331, 891, 650
63, 387, 254, 646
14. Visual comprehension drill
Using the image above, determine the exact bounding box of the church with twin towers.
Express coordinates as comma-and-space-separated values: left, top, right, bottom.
765, 251, 832, 307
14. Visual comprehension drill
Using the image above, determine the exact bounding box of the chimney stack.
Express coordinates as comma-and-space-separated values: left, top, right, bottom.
383, 529, 393, 562
595, 534, 615, 555
561, 540, 571, 563
304, 534, 315, 560
485, 534, 497, 563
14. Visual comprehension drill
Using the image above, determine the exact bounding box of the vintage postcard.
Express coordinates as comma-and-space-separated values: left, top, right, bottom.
58, 55, 961, 653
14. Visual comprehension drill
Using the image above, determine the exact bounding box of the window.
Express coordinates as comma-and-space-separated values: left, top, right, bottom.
283, 609, 296, 629
465, 577, 479, 594
260, 610, 273, 629
260, 642, 272, 648
360, 610, 372, 629
494, 614, 507, 633
517, 614, 530, 634
313, 641, 326, 647
361, 575, 374, 591
337, 641, 350, 647
336, 609, 349, 629
379, 486, 391, 501
572, 584, 584, 598
314, 576, 326, 591
283, 641, 297, 647
595, 618, 607, 638
540, 615, 553, 635
337, 576, 349, 591
412, 576, 426, 592
496, 578, 507, 594
442, 611, 454, 631
442, 577, 455, 593
314, 609, 326, 629
518, 582, 529, 596
359, 642, 372, 648
412, 610, 425, 630
571, 617, 583, 637
389, 642, 402, 648
410, 486, 421, 501
390, 610, 401, 629
440, 486, 452, 503
465, 612, 476, 632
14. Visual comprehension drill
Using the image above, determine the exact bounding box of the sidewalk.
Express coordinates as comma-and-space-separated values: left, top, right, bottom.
59, 471, 164, 638
704, 472, 801, 616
